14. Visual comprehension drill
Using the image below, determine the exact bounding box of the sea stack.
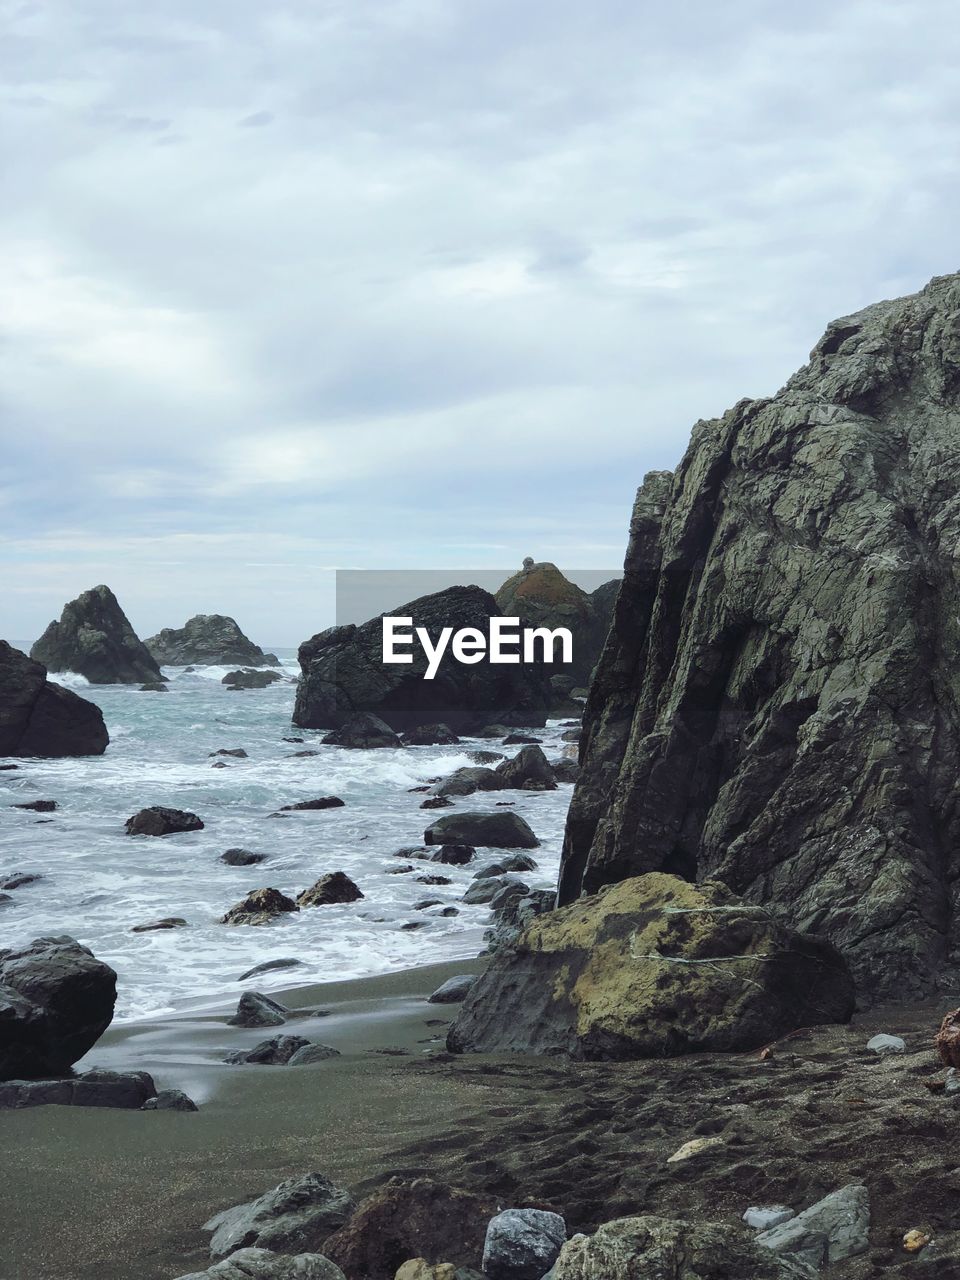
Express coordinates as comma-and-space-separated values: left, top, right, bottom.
145, 615, 279, 666
559, 272, 960, 1000
30, 585, 162, 685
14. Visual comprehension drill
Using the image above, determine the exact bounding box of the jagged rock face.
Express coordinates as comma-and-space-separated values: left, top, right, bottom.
293, 586, 551, 733
559, 272, 960, 1000
30, 585, 162, 684
146, 614, 279, 666
0, 641, 108, 757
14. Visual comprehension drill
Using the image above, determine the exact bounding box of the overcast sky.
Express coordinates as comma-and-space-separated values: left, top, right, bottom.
3, 0, 958, 649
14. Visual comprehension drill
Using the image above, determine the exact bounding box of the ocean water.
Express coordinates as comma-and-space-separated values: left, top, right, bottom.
0, 657, 573, 1021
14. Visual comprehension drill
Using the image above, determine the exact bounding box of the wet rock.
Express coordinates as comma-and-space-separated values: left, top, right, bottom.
0, 873, 42, 890
417, 875, 453, 885
288, 1043, 341, 1065
279, 797, 345, 811
476, 725, 509, 738
176, 1249, 346, 1280
321, 713, 403, 749
222, 888, 299, 926
428, 976, 478, 1004
237, 958, 304, 981
297, 872, 364, 907
755, 1184, 870, 1268
415, 898, 443, 910
463, 875, 528, 906
139, 681, 168, 692
0, 935, 117, 1080
131, 917, 187, 933
432, 767, 505, 798
867, 1033, 906, 1055
142, 1088, 198, 1111
30, 585, 162, 684
448, 872, 854, 1058
224, 1035, 311, 1065
228, 991, 288, 1028
125, 806, 204, 836
402, 921, 427, 931
403, 724, 461, 746
473, 854, 538, 878
12, 799, 58, 812
204, 1171, 354, 1258
421, 796, 454, 809
0, 763, 19, 770
482, 1208, 566, 1280
470, 750, 504, 765
438, 907, 459, 917
221, 848, 266, 866
430, 844, 476, 866
425, 812, 539, 850
0, 1068, 155, 1110
222, 669, 284, 689
210, 748, 248, 758
211, 761, 230, 768
502, 734, 542, 746
146, 615, 279, 667
551, 758, 580, 784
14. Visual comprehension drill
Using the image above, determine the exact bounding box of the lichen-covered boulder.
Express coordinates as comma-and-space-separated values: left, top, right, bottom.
30, 585, 162, 684
447, 873, 853, 1059
0, 640, 108, 758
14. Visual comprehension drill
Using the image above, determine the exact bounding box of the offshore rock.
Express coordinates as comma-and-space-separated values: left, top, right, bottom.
0, 640, 108, 757
447, 873, 853, 1059
146, 614, 279, 666
30, 585, 162, 684
560, 273, 960, 999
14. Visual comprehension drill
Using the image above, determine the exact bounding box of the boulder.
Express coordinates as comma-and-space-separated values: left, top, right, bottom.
124, 806, 204, 836
12, 800, 57, 812
495, 746, 556, 790
0, 1068, 155, 1110
0, 873, 43, 890
203, 1172, 355, 1258
142, 1087, 198, 1111
211, 748, 248, 758
430, 844, 476, 866
421, 796, 453, 809
321, 713, 403, 749
432, 768, 505, 797
223, 669, 284, 689
224, 1035, 311, 1065
139, 681, 168, 692
475, 725, 509, 738
462, 876, 528, 906
131, 917, 187, 933
0, 640, 108, 757
279, 797, 345, 811
293, 587, 551, 734
470, 750, 504, 765
545, 1215, 784, 1280
447, 873, 854, 1058
403, 724, 461, 746
323, 1178, 499, 1280
427, 976, 477, 1004
424, 813, 539, 850
559, 274, 960, 999
222, 889, 299, 926
474, 854, 538, 878
297, 872, 364, 907
755, 1185, 870, 1269
228, 991, 289, 1027
0, 936, 117, 1080
221, 848, 267, 866
482, 1209, 566, 1280
176, 1250, 346, 1280
146, 615, 279, 667
552, 759, 580, 784
30, 585, 162, 684
288, 1043, 340, 1065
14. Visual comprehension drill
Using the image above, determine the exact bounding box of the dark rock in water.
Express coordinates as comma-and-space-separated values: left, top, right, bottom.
293, 586, 551, 734
417, 874, 452, 885
323, 1177, 499, 1280
474, 854, 539, 879
0, 763, 19, 770
12, 799, 58, 812
559, 274, 960, 999
463, 875, 528, 906
220, 848, 266, 866
228, 991, 289, 1028
320, 713, 402, 749
414, 898, 443, 910
475, 724, 509, 738
470, 749, 504, 765
204, 1172, 355, 1258
425, 812, 539, 850
222, 888, 299, 926
0, 641, 109, 757
30, 585, 162, 684
433, 766, 505, 797
125, 806, 204, 836
0, 936, 117, 1080
297, 872, 363, 907
482, 1207, 566, 1280
225, 1034, 310, 1065
287, 1043, 340, 1065
560, 729, 580, 743
552, 758, 580, 784
0, 893, 12, 907
0, 873, 42, 890
420, 795, 453, 809
176, 1248, 347, 1279
139, 681, 168, 692
448, 873, 854, 1058
439, 906, 459, 917
401, 921, 427, 931
495, 745, 556, 790
142, 1087, 198, 1112
211, 761, 230, 769
131, 917, 187, 933
279, 796, 345, 811
145, 615, 279, 667
428, 975, 477, 1004
237, 957, 304, 981
0, 1068, 155, 1110
210, 748, 248, 758
502, 733, 542, 745
283, 736, 305, 743
289, 750, 320, 757
403, 723, 461, 746
547, 1215, 783, 1280
521, 778, 557, 791
430, 843, 476, 866
222, 668, 284, 689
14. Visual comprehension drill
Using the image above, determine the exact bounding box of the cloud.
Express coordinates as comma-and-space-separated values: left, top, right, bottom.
2, 0, 959, 646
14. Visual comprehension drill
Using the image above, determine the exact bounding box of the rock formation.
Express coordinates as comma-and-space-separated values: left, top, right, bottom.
145, 614, 279, 666
30, 585, 162, 684
0, 641, 108, 757
293, 586, 552, 733
559, 273, 960, 1000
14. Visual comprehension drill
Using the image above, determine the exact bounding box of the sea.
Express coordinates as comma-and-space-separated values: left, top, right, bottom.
0, 652, 572, 1022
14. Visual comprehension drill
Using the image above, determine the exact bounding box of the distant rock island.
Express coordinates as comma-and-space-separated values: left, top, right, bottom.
558, 271, 960, 1000
30, 585, 162, 685
145, 615, 279, 667
0, 641, 108, 757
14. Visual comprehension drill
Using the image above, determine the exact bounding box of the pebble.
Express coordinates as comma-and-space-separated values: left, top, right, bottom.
666, 1136, 724, 1163
743, 1206, 795, 1230
866, 1033, 906, 1054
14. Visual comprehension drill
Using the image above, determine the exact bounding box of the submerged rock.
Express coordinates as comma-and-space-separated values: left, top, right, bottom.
279, 797, 345, 811
297, 872, 364, 907
146, 615, 279, 667
124, 806, 204, 836
130, 917, 187, 933
559, 273, 960, 999
222, 888, 299, 926
0, 640, 109, 758
204, 1171, 354, 1258
321, 713, 403, 749
30, 585, 162, 684
424, 812, 540, 850
222, 668, 284, 689
220, 848, 266, 866
447, 872, 854, 1059
0, 936, 117, 1080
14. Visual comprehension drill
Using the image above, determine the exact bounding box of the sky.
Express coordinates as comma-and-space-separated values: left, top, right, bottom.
2, 0, 959, 650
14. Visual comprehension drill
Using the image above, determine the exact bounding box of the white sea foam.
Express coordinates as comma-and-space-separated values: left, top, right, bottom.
45, 670, 91, 689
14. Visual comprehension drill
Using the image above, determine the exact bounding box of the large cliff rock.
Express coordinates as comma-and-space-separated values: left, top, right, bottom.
559, 272, 960, 1000
145, 615, 279, 666
31, 585, 162, 685
0, 641, 108, 757
293, 586, 552, 733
